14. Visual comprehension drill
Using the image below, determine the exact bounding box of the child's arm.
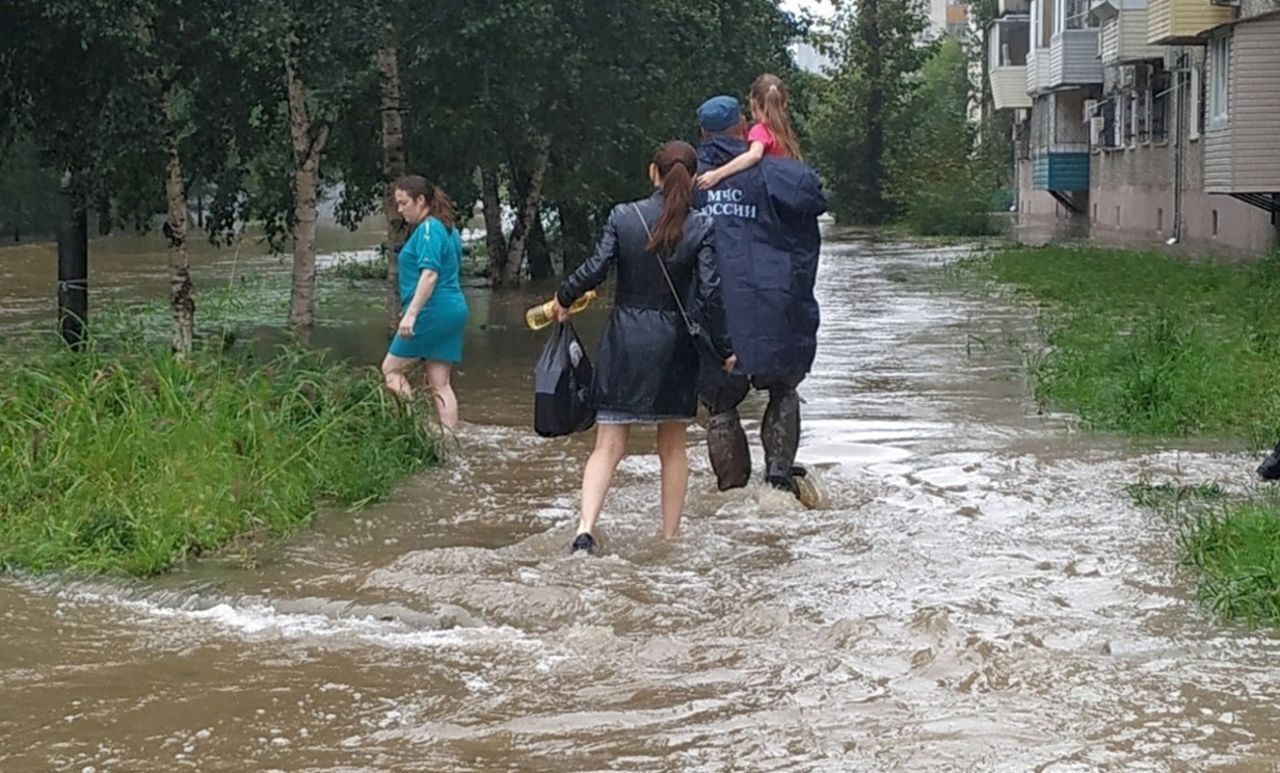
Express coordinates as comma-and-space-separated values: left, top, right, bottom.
695, 141, 765, 190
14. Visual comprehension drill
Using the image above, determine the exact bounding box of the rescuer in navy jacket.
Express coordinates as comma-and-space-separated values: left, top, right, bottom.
692, 95, 828, 501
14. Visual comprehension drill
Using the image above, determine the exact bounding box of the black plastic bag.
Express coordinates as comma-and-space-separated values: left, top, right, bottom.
534, 322, 597, 437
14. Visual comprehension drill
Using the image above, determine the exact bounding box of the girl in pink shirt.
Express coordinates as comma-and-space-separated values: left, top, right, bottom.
697, 73, 803, 190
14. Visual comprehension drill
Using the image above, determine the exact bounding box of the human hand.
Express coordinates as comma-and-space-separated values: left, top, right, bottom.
398, 312, 417, 339
696, 171, 723, 191
723, 354, 737, 373
550, 298, 571, 323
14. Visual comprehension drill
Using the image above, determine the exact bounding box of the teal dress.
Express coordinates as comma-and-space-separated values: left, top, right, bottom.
388, 217, 469, 362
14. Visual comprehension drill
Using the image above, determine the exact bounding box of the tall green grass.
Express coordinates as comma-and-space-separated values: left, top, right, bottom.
973, 246, 1280, 445
0, 342, 439, 575
1181, 499, 1280, 626
974, 245, 1280, 626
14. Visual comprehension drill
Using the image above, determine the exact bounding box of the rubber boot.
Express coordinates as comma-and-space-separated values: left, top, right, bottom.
1258, 441, 1280, 480
707, 409, 751, 491
762, 386, 802, 497
762, 386, 800, 481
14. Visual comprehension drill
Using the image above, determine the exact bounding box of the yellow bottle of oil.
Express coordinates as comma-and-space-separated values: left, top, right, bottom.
525, 290, 598, 331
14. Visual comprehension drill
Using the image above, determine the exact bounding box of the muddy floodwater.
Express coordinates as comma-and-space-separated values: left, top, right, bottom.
2, 228, 1278, 771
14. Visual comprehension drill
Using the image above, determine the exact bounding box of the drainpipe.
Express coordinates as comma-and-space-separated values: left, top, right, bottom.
1169, 47, 1185, 245
1011, 120, 1020, 213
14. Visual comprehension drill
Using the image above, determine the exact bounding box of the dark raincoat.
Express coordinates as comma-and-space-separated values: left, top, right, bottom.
556, 192, 733, 418
694, 135, 828, 379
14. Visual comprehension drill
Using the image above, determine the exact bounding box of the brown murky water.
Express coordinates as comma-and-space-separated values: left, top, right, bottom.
2, 228, 1279, 771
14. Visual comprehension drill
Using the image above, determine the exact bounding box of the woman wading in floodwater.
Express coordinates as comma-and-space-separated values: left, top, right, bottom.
381, 177, 469, 431
551, 141, 735, 553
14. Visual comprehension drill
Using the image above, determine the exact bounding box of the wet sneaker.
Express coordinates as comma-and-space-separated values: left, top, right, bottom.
794, 472, 820, 510
1258, 442, 1280, 480
768, 466, 821, 509
570, 533, 596, 554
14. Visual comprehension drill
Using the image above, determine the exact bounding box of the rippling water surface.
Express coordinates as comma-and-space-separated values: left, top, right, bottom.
2, 230, 1278, 771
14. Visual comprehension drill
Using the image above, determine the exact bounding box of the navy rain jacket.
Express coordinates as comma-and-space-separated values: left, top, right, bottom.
693, 135, 828, 379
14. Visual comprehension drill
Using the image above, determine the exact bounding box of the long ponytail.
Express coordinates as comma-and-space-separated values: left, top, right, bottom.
750, 73, 802, 161
648, 140, 698, 255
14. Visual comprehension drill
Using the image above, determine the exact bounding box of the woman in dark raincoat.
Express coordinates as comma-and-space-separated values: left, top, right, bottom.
551, 141, 735, 553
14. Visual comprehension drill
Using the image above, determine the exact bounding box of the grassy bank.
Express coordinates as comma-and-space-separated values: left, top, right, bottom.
970, 245, 1280, 625
974, 246, 1280, 444
0, 343, 439, 576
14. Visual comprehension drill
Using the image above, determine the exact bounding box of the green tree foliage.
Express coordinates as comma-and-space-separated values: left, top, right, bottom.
811, 11, 1002, 236
893, 39, 998, 236
1, 0, 802, 333
809, 0, 933, 224
0, 137, 60, 242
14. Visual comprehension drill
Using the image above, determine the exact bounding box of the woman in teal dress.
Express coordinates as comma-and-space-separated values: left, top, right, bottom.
381, 176, 469, 430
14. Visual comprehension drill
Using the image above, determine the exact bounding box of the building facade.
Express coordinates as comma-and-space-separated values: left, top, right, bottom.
987, 0, 1280, 253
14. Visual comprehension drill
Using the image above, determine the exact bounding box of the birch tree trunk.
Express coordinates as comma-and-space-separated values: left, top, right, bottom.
378, 18, 408, 325
285, 39, 330, 331
480, 164, 508, 280
499, 136, 550, 289
162, 93, 195, 355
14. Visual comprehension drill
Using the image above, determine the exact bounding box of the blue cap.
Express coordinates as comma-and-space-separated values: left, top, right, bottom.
697, 95, 743, 133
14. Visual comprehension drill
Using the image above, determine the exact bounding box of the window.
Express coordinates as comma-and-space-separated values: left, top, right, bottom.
1151, 65, 1170, 144
1141, 88, 1152, 144
1113, 95, 1126, 149
1063, 0, 1093, 30
1129, 93, 1138, 147
1105, 96, 1116, 149
1127, 64, 1161, 145
1208, 35, 1231, 128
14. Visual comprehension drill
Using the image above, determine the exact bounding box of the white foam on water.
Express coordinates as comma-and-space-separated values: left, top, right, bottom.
57, 587, 544, 653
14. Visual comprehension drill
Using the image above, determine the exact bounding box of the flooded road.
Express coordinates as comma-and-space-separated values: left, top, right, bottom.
3, 229, 1280, 771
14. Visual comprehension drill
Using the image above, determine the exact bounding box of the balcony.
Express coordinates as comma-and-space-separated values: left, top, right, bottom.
1146, 0, 1234, 45
1204, 15, 1280, 206
1033, 149, 1091, 191
993, 68, 1033, 109
1026, 51, 1052, 95
1048, 29, 1103, 88
1030, 90, 1092, 193
988, 17, 1033, 110
1092, 0, 1164, 64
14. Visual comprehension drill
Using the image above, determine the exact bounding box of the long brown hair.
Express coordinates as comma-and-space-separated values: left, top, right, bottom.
750, 74, 802, 161
647, 141, 698, 255
392, 175, 457, 230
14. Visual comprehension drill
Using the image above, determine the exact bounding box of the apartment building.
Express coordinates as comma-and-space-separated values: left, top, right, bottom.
986, 0, 1280, 252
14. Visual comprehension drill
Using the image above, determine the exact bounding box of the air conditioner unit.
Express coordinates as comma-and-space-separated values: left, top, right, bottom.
1090, 116, 1106, 147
